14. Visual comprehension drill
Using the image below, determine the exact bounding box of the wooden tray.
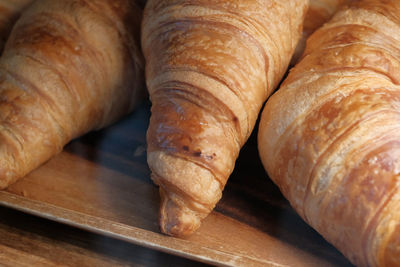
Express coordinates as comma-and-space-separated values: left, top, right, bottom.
0, 102, 353, 267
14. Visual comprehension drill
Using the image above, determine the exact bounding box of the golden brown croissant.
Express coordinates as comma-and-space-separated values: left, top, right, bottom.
0, 0, 144, 189
291, 0, 352, 64
0, 0, 33, 51
142, 0, 309, 237
258, 0, 400, 266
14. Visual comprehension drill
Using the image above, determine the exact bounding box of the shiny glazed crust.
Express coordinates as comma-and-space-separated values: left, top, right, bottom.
142, 0, 308, 237
258, 0, 400, 266
0, 0, 144, 188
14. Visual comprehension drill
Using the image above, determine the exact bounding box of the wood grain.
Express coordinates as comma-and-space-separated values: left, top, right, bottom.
0, 205, 207, 266
0, 101, 353, 266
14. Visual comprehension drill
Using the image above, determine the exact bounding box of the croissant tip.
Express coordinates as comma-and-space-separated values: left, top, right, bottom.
0, 168, 15, 189
160, 217, 199, 238
158, 188, 201, 237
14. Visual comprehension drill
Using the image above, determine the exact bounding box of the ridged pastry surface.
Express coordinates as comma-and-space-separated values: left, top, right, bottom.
0, 0, 33, 50
292, 0, 352, 64
258, 1, 400, 266
0, 0, 144, 188
142, 0, 308, 237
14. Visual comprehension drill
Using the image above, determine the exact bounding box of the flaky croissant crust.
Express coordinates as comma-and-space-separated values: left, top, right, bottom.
142, 0, 308, 236
0, 0, 33, 50
291, 0, 352, 64
259, 1, 400, 266
0, 0, 144, 188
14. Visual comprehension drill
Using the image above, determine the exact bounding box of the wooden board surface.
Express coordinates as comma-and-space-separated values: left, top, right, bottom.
0, 205, 206, 267
0, 102, 353, 267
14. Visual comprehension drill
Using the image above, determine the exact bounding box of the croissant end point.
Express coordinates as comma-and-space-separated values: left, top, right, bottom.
158, 188, 201, 237
0, 168, 15, 189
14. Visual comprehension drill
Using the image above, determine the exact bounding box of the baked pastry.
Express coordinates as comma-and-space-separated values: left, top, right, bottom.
258, 0, 400, 265
291, 0, 352, 64
0, 0, 144, 188
0, 0, 33, 50
142, 0, 308, 237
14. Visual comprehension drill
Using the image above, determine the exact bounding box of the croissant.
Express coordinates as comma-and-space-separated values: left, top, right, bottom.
0, 0, 144, 189
291, 0, 351, 64
258, 0, 400, 266
0, 0, 33, 51
142, 0, 308, 237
